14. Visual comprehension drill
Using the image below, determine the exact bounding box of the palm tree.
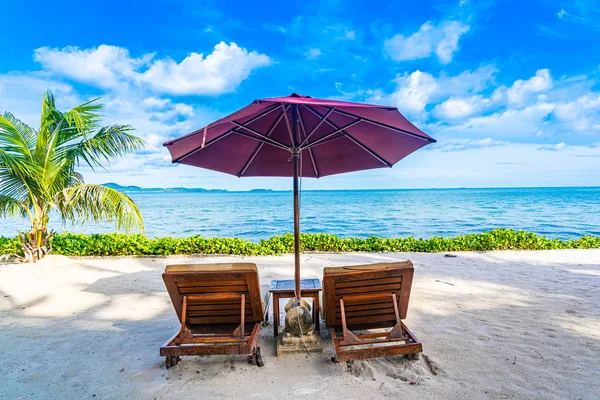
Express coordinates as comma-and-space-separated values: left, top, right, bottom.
0, 91, 145, 262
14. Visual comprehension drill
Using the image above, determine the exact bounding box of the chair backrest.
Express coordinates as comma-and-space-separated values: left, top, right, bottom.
162, 263, 263, 325
322, 261, 414, 330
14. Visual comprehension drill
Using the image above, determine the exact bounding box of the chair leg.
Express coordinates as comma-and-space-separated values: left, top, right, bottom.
165, 355, 180, 369
248, 346, 265, 367
255, 346, 265, 367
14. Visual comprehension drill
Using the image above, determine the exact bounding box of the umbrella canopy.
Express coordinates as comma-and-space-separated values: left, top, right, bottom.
164, 93, 436, 304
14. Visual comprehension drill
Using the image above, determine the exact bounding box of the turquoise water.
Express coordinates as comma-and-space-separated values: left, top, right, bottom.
1, 187, 598, 240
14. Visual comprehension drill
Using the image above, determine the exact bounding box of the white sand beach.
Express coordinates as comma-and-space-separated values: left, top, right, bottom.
1, 250, 599, 399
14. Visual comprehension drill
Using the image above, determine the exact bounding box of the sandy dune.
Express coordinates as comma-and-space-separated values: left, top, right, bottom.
0, 250, 599, 399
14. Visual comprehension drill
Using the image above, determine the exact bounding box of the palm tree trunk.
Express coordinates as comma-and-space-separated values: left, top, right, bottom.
20, 220, 52, 263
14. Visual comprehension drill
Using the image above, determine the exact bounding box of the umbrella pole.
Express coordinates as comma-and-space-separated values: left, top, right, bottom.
292, 149, 301, 305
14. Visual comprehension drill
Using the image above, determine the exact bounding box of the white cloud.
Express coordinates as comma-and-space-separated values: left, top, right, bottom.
433, 95, 487, 120
432, 137, 506, 152
368, 66, 600, 148
150, 103, 194, 122
442, 103, 556, 138
369, 70, 438, 116
538, 142, 567, 151
33, 42, 271, 96
486, 69, 553, 107
552, 94, 600, 132
368, 65, 497, 119
142, 97, 172, 109
557, 9, 566, 18
140, 42, 272, 95
34, 45, 151, 89
437, 65, 498, 97
142, 97, 194, 121
505, 69, 553, 104
384, 20, 470, 64
305, 48, 322, 59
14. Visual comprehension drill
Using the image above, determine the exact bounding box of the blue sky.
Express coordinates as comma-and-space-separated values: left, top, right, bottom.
1, 0, 600, 190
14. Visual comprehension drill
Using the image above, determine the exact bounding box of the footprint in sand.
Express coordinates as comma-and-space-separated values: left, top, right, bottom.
345, 354, 443, 383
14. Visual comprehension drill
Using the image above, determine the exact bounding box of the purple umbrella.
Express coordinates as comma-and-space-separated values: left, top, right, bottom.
164, 93, 436, 304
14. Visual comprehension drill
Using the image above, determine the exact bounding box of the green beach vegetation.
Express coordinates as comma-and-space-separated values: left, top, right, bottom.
0, 91, 145, 262
0, 229, 598, 257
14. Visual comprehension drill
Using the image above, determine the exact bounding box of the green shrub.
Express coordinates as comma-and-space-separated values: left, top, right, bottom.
0, 236, 21, 256
0, 228, 598, 257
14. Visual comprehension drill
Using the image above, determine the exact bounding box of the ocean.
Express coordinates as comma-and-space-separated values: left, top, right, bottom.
1, 187, 598, 240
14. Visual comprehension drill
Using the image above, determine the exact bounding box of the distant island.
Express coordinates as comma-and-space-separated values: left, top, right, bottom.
102, 183, 275, 193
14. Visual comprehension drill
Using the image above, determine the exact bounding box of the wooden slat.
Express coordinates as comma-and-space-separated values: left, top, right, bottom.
188, 310, 252, 317
338, 296, 396, 306
331, 268, 406, 283
191, 323, 256, 335
336, 307, 396, 318
187, 301, 250, 312
336, 277, 401, 289
188, 316, 249, 324
343, 301, 393, 312
344, 313, 397, 325
179, 285, 248, 294
336, 284, 401, 296
177, 279, 246, 287
187, 299, 251, 306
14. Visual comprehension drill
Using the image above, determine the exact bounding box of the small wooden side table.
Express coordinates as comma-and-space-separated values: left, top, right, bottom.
268, 279, 322, 337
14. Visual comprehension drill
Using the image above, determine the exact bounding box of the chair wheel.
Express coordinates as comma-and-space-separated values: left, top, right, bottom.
407, 353, 419, 361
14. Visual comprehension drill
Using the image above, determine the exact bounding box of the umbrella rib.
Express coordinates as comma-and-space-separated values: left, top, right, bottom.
231, 121, 290, 150
301, 120, 361, 149
297, 111, 319, 177
304, 134, 345, 148
282, 104, 297, 147
299, 106, 335, 147
332, 108, 436, 143
238, 107, 287, 177
343, 132, 392, 167
170, 104, 281, 163
167, 103, 279, 148
171, 131, 235, 163
304, 105, 391, 167
300, 105, 361, 149
232, 130, 290, 151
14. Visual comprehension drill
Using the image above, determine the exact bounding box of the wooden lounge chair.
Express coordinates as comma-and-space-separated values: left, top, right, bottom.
322, 261, 422, 362
160, 263, 265, 368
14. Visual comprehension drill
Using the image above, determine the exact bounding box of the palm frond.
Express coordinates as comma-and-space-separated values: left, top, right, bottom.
55, 184, 144, 233
0, 195, 31, 219
0, 172, 31, 202
37, 92, 65, 164
62, 97, 103, 137
67, 125, 145, 170
0, 113, 36, 161
0, 147, 41, 201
